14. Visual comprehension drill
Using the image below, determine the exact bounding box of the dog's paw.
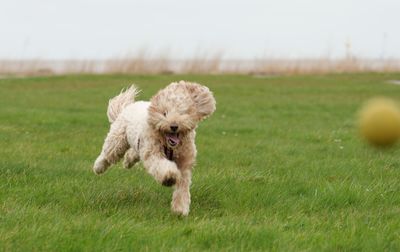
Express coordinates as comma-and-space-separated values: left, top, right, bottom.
171, 190, 190, 216
93, 163, 105, 175
171, 202, 190, 216
123, 149, 140, 169
123, 157, 139, 169
159, 161, 180, 187
161, 169, 179, 187
93, 157, 109, 175
162, 177, 176, 187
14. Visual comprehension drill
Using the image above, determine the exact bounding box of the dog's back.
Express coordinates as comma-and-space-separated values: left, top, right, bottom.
122, 101, 151, 149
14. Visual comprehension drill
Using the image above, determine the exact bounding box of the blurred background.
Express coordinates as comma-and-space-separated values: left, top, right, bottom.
1, 0, 399, 75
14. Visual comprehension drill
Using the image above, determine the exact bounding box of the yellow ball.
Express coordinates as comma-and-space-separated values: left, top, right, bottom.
358, 98, 400, 146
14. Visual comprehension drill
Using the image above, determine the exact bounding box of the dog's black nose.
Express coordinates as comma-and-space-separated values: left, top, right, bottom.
170, 125, 178, 132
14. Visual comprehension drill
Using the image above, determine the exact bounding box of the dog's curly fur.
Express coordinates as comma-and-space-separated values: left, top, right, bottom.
93, 81, 216, 215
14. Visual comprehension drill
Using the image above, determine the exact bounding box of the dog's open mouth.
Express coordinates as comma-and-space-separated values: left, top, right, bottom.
165, 133, 180, 147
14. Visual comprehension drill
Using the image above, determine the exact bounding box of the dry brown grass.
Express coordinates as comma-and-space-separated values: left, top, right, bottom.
251, 57, 400, 75
103, 49, 173, 74
1, 55, 400, 76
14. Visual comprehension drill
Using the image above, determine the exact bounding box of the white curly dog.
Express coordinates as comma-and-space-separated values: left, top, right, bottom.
93, 81, 216, 215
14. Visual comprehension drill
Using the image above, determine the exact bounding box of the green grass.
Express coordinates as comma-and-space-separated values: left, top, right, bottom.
1, 73, 400, 251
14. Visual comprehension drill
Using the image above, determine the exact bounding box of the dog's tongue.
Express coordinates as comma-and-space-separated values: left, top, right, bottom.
166, 133, 180, 146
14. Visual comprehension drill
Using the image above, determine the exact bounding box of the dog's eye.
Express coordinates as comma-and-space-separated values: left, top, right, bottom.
163, 112, 167, 116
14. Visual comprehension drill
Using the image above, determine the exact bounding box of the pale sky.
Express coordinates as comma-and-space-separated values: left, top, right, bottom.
0, 0, 399, 59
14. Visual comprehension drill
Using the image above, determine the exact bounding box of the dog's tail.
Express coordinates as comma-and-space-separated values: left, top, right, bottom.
107, 85, 140, 123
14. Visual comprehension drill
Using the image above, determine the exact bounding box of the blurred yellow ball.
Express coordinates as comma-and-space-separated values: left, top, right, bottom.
358, 98, 400, 147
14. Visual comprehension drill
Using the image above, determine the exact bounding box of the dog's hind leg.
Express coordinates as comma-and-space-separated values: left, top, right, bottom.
123, 148, 140, 169
93, 119, 129, 174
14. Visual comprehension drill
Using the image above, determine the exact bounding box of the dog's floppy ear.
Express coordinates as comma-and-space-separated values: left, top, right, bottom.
181, 81, 216, 121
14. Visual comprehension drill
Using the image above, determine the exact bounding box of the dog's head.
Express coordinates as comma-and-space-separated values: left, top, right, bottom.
148, 81, 216, 148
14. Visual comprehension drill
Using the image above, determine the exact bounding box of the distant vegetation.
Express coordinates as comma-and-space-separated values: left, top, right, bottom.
1, 56, 400, 76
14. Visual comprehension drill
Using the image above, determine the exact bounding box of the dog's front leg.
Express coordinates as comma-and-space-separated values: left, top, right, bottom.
171, 169, 192, 216
142, 154, 181, 187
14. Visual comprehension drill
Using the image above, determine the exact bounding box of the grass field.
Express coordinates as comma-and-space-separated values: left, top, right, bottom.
1, 73, 400, 251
